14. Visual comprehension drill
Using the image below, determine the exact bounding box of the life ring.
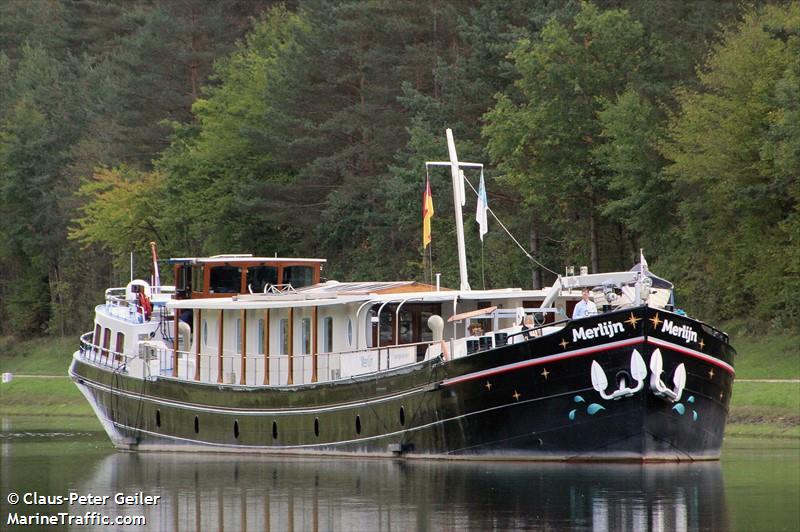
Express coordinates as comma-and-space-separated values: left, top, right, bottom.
137, 291, 153, 321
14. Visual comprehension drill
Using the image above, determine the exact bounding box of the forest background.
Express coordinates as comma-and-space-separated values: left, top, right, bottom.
0, 0, 797, 338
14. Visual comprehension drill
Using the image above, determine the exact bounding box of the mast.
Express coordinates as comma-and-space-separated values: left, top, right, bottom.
446, 129, 471, 291
425, 130, 483, 291
149, 241, 160, 292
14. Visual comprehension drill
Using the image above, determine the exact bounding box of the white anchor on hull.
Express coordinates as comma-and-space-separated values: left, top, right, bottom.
649, 348, 686, 403
590, 349, 647, 400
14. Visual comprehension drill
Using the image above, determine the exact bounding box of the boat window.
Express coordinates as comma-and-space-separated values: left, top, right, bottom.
93, 324, 101, 353
322, 317, 333, 353
209, 266, 241, 294
398, 309, 413, 344
115, 332, 125, 358
247, 265, 278, 293
257, 319, 265, 354
102, 328, 111, 358
176, 265, 192, 298
279, 319, 289, 355
301, 318, 312, 354
236, 318, 242, 354
420, 311, 434, 343
282, 266, 313, 288
379, 312, 394, 346
192, 265, 204, 293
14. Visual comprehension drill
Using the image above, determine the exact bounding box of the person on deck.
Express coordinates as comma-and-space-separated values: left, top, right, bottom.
520, 314, 536, 339
468, 322, 484, 336
572, 288, 597, 319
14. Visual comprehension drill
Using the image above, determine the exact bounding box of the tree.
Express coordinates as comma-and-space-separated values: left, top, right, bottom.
662, 4, 800, 326
154, 6, 309, 257
0, 45, 84, 334
107, 0, 276, 167
484, 2, 662, 273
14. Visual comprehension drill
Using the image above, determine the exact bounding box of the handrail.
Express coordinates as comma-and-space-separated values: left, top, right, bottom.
78, 326, 442, 386
503, 318, 570, 342
157, 337, 442, 386
77, 331, 133, 371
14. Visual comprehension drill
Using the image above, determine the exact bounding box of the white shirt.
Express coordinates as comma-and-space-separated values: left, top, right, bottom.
572, 298, 597, 319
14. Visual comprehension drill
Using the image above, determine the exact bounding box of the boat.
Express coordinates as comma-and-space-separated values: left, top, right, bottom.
69, 130, 735, 460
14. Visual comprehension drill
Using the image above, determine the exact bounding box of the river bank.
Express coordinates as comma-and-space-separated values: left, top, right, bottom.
1, 333, 798, 438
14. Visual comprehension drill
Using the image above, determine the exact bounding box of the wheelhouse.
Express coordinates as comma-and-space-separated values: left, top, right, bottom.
170, 255, 326, 299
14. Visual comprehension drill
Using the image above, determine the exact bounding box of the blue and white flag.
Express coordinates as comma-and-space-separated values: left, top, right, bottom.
476, 170, 488, 241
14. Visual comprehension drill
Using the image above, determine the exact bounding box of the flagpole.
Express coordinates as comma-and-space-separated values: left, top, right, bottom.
429, 243, 433, 286
446, 129, 471, 292
481, 239, 486, 290
422, 168, 435, 285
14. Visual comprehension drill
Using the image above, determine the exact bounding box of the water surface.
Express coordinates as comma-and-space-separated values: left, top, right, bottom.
1, 417, 798, 531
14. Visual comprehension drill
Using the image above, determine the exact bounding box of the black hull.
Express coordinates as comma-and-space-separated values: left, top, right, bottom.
70, 306, 734, 461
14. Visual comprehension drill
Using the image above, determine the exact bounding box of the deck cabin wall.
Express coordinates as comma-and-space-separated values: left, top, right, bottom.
190, 303, 364, 386
92, 308, 161, 359
91, 292, 558, 386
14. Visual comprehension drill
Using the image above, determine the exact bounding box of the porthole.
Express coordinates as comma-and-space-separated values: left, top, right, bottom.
234, 420, 240, 439
314, 417, 320, 437
355, 415, 362, 435
399, 406, 405, 426
155, 409, 161, 428
194, 416, 199, 434
272, 421, 278, 440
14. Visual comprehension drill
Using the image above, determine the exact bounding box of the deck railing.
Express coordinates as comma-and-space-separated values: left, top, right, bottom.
153, 339, 441, 387
77, 319, 567, 386
77, 331, 445, 386
77, 331, 130, 371
102, 286, 175, 324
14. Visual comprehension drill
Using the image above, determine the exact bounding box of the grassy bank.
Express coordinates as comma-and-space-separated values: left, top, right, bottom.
725, 329, 799, 438
1, 331, 798, 438
0, 336, 96, 421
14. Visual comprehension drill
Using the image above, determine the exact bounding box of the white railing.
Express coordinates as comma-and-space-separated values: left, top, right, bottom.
102, 286, 175, 324
77, 331, 132, 371
78, 320, 568, 386
152, 339, 441, 387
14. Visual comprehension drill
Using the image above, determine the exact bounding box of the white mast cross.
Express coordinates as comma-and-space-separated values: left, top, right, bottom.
425, 129, 484, 292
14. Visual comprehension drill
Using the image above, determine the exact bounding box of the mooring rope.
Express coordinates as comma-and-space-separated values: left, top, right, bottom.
462, 175, 560, 277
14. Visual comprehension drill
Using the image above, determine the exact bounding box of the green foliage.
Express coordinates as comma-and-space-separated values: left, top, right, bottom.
155, 6, 309, 257
70, 166, 167, 262
2, 0, 797, 335
662, 4, 800, 326
0, 1, 273, 335
595, 89, 671, 234
484, 3, 660, 271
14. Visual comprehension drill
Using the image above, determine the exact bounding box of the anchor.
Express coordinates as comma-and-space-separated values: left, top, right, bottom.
649, 348, 686, 403
590, 349, 647, 400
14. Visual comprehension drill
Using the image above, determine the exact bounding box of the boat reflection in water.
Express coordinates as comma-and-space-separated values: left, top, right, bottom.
84, 453, 728, 531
